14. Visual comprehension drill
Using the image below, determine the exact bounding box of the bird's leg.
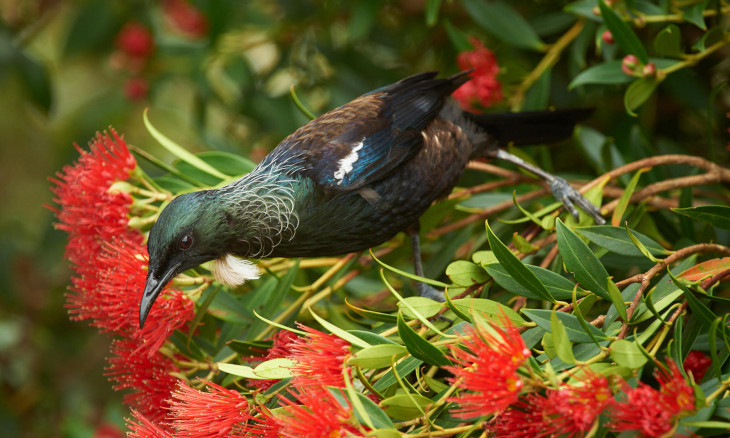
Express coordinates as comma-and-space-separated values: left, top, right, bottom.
406, 224, 445, 302
490, 148, 605, 224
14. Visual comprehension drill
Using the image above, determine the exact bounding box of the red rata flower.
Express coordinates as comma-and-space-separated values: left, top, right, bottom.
276, 387, 365, 438
248, 329, 300, 391
169, 380, 251, 437
445, 317, 531, 418
116, 22, 155, 59
452, 37, 503, 112
126, 409, 171, 438
608, 361, 695, 437
289, 324, 351, 388
106, 338, 181, 424
684, 350, 712, 381
490, 371, 612, 437
163, 0, 209, 38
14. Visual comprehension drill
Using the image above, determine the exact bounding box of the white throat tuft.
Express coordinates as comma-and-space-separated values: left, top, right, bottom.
212, 254, 261, 287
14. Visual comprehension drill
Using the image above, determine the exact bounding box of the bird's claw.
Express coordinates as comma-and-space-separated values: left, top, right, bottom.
549, 176, 605, 225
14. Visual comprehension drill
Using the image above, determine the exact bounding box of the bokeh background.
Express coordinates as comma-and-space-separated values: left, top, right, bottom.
2, 0, 728, 436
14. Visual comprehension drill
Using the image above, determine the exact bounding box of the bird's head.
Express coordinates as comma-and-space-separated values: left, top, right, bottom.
140, 190, 227, 327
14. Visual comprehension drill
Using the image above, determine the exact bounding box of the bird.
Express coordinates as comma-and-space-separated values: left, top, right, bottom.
140, 71, 604, 327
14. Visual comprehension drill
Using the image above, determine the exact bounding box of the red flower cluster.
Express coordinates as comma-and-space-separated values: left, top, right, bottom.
608, 361, 695, 437
452, 37, 503, 112
684, 350, 712, 381
445, 318, 531, 417
163, 0, 209, 39
169, 381, 251, 437
248, 329, 300, 391
126, 409, 171, 438
116, 22, 155, 60
288, 324, 352, 388
490, 372, 612, 437
276, 387, 365, 438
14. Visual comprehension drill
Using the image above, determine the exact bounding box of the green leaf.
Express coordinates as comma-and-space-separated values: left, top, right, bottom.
373, 357, 422, 391
611, 167, 648, 226
308, 308, 372, 349
522, 309, 609, 343
598, 0, 648, 63
143, 110, 230, 181
217, 358, 295, 380
370, 249, 449, 288
445, 260, 489, 286
569, 61, 634, 89
195, 151, 256, 177
399, 297, 443, 319
607, 278, 628, 322
381, 393, 434, 421
345, 299, 398, 323
486, 221, 555, 302
349, 344, 409, 369
551, 311, 576, 363
624, 223, 663, 263
485, 263, 586, 301
555, 219, 611, 300
683, 0, 709, 30
624, 77, 659, 116
289, 84, 316, 120
461, 0, 547, 51
692, 26, 724, 51
472, 250, 498, 267
451, 298, 531, 327
425, 0, 442, 26
672, 205, 730, 230
576, 225, 669, 257
654, 24, 683, 58
380, 270, 451, 337
397, 313, 452, 367
347, 330, 399, 346
610, 339, 648, 368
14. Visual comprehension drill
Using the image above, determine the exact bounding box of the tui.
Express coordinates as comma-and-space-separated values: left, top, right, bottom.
140, 71, 604, 327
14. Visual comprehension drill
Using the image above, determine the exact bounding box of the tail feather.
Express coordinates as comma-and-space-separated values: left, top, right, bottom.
466, 108, 593, 147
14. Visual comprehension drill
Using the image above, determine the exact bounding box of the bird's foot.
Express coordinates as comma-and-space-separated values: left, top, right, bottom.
417, 282, 446, 302
548, 176, 605, 225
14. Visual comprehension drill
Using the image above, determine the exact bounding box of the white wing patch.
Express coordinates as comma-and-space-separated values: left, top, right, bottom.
212, 254, 261, 287
333, 139, 364, 184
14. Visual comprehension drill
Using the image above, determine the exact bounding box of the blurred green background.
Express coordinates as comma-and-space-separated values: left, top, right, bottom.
1, 0, 728, 436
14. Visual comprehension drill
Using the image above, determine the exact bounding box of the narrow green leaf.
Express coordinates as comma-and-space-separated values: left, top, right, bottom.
370, 249, 449, 288
569, 61, 634, 88
397, 312, 452, 367
347, 330, 399, 346
612, 167, 648, 226
381, 393, 434, 421
624, 77, 659, 116
345, 299, 398, 323
380, 270, 451, 337
289, 84, 316, 120
461, 0, 546, 51
217, 363, 258, 379
522, 309, 609, 343
485, 263, 587, 301
572, 285, 603, 348
349, 344, 409, 369
555, 219, 611, 300
551, 311, 576, 364
576, 225, 669, 257
308, 307, 372, 349
607, 278, 628, 321
343, 373, 375, 430
610, 339, 648, 368
143, 109, 229, 180
400, 297, 443, 319
425, 0, 441, 26
254, 358, 296, 379
672, 205, 730, 230
598, 0, 649, 62
486, 221, 555, 302
624, 222, 663, 262
372, 357, 422, 391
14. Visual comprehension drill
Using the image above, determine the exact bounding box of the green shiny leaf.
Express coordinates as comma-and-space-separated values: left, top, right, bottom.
654, 24, 683, 58
672, 205, 730, 230
607, 278, 628, 322
569, 61, 633, 89
397, 313, 452, 367
576, 225, 669, 257
555, 219, 611, 300
399, 297, 443, 319
485, 263, 587, 301
348, 344, 408, 369
598, 0, 648, 62
523, 309, 609, 343
445, 260, 489, 286
624, 77, 659, 116
381, 393, 434, 421
610, 339, 648, 368
461, 0, 546, 51
373, 357, 422, 391
611, 167, 648, 226
551, 311, 576, 364
451, 297, 531, 327
486, 221, 555, 302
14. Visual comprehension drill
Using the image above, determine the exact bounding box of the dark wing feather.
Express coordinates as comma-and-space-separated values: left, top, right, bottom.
266, 71, 469, 191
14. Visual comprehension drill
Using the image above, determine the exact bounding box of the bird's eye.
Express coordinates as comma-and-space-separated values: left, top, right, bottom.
178, 234, 193, 250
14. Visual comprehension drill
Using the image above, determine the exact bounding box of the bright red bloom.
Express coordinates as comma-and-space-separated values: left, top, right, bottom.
684, 350, 712, 381
125, 77, 149, 101
169, 380, 251, 437
126, 409, 171, 438
488, 392, 551, 438
106, 338, 181, 424
232, 406, 281, 438
453, 37, 503, 112
608, 361, 695, 437
276, 387, 365, 438
163, 0, 209, 38
289, 324, 351, 388
116, 22, 155, 59
445, 318, 531, 418
93, 422, 124, 438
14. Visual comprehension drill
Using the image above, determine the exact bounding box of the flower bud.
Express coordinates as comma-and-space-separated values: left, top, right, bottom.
642, 62, 656, 77
621, 55, 640, 76
601, 30, 614, 45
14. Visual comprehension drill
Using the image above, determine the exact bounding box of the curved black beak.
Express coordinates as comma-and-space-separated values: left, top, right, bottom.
139, 263, 180, 328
